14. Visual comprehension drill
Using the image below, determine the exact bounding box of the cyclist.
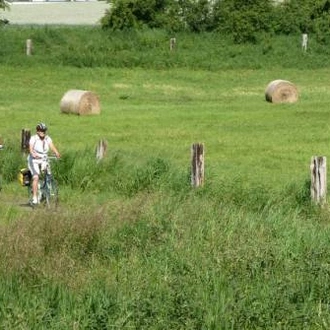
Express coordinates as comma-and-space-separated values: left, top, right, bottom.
27, 122, 60, 205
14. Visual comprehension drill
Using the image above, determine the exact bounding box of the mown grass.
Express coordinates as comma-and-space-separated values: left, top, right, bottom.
1, 27, 330, 328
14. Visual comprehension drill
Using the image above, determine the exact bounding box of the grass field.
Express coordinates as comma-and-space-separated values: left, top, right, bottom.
1, 65, 329, 191
1, 28, 330, 328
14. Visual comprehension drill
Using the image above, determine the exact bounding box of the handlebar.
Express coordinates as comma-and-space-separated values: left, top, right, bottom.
39, 155, 59, 174
41, 155, 60, 161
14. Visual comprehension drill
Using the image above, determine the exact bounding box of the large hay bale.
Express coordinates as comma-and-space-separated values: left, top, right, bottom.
60, 89, 100, 115
265, 80, 298, 104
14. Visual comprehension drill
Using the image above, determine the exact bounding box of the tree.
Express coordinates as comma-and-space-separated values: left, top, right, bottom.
101, 0, 216, 32
0, 0, 9, 25
101, 0, 172, 30
213, 0, 275, 43
0, 0, 9, 11
275, 0, 330, 43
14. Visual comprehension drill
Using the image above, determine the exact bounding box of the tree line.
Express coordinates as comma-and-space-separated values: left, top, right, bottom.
101, 0, 330, 44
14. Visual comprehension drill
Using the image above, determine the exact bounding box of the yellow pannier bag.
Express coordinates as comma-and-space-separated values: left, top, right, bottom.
18, 168, 32, 187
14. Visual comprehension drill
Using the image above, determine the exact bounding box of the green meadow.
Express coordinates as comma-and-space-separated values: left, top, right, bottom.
1, 27, 330, 328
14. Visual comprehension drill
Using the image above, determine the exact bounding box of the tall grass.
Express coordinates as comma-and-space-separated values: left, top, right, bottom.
1, 26, 330, 70
1, 147, 325, 328
0, 183, 330, 328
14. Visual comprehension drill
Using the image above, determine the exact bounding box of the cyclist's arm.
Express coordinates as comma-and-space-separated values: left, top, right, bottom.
49, 141, 60, 158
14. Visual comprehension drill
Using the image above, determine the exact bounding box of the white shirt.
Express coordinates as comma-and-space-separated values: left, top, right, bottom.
29, 134, 53, 158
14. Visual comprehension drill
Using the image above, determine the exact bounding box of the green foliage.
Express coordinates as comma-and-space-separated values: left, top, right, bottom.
101, 0, 330, 44
0, 142, 25, 184
101, 0, 171, 30
0, 18, 8, 26
274, 0, 330, 38
0, 0, 9, 11
0, 0, 9, 26
313, 12, 330, 44
101, 1, 138, 30
102, 0, 229, 33
215, 0, 275, 43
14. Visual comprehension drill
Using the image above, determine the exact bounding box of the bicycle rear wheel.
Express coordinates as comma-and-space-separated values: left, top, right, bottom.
45, 177, 59, 209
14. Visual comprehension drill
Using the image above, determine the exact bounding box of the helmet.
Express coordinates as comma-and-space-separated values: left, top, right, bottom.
36, 122, 47, 132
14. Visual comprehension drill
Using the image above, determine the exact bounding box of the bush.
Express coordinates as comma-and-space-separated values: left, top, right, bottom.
101, 0, 330, 44
215, 0, 275, 43
101, 0, 171, 30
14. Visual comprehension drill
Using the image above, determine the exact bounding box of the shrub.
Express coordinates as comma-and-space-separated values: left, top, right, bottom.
101, 0, 330, 44
215, 0, 275, 43
101, 0, 171, 30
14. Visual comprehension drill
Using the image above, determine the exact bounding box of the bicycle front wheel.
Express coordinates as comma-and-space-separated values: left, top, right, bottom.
45, 177, 59, 209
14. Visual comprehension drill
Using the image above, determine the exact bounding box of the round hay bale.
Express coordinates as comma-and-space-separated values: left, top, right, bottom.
265, 80, 298, 104
60, 89, 100, 115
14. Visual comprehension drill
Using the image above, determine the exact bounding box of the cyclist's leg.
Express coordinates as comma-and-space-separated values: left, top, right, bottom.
27, 157, 41, 205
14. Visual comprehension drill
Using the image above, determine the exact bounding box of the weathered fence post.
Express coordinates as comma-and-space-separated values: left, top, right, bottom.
302, 33, 308, 52
96, 139, 108, 162
310, 156, 327, 205
26, 39, 33, 56
21, 129, 31, 154
170, 37, 176, 51
191, 143, 204, 187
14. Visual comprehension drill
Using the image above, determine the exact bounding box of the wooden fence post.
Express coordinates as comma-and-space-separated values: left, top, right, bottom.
96, 139, 108, 162
170, 37, 176, 51
310, 156, 327, 205
191, 143, 204, 187
21, 129, 31, 154
26, 39, 33, 56
302, 33, 308, 52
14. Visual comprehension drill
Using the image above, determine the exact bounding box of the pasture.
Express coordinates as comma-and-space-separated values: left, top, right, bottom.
1, 27, 330, 328
1, 65, 329, 192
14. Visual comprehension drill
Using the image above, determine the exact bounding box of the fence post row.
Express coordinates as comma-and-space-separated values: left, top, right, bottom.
191, 143, 204, 187
310, 156, 327, 205
16, 133, 330, 206
21, 129, 31, 154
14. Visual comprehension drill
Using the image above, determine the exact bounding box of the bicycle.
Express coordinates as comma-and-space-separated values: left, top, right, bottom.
29, 155, 59, 209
